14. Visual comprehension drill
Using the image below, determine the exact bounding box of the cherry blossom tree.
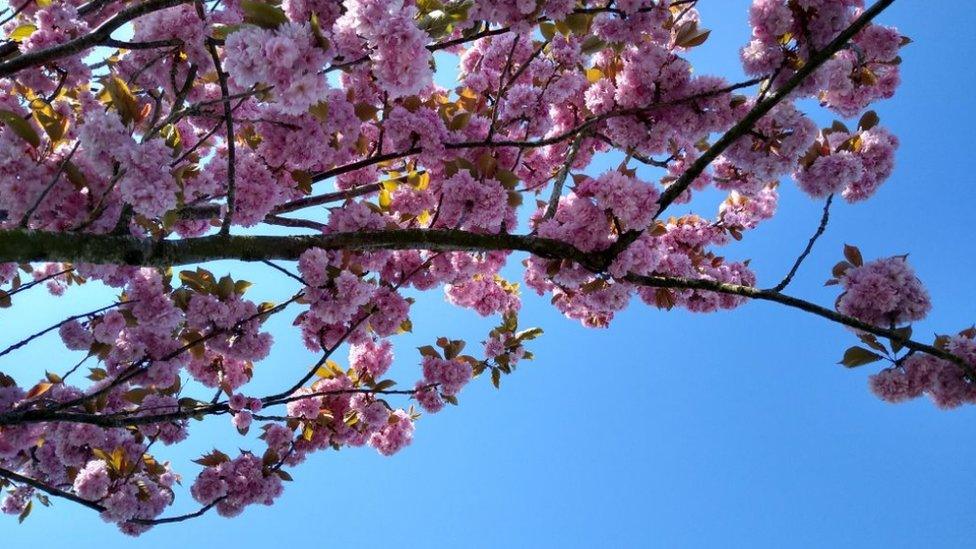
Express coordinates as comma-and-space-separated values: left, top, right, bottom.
0, 0, 967, 535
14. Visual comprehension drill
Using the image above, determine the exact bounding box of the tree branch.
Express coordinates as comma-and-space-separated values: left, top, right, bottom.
0, 229, 598, 268
0, 0, 194, 78
621, 272, 975, 377
604, 0, 896, 264
769, 194, 832, 292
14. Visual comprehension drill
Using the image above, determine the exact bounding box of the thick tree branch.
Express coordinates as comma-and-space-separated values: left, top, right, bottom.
0, 229, 598, 269
0, 0, 193, 78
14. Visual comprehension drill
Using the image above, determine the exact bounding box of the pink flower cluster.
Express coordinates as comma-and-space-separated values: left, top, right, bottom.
0, 0, 937, 535
190, 453, 283, 517
794, 125, 898, 202
870, 334, 976, 409
335, 0, 433, 99
742, 0, 905, 117
836, 256, 931, 327
224, 23, 331, 115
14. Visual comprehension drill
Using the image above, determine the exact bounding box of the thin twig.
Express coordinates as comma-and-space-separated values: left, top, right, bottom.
769, 194, 833, 292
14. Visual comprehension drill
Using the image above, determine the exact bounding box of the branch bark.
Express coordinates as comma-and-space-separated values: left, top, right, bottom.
0, 228, 598, 268
0, 0, 193, 78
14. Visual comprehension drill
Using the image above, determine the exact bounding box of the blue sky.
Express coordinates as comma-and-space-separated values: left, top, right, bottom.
4, 1, 976, 547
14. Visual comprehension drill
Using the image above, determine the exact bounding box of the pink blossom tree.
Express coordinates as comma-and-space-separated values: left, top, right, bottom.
0, 0, 966, 534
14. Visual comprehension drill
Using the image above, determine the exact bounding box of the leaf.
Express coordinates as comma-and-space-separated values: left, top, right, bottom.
539, 22, 556, 41
240, 0, 288, 28
673, 21, 710, 48
514, 327, 543, 343
354, 102, 378, 121
102, 77, 141, 126
418, 345, 441, 359
275, 469, 293, 481
25, 382, 53, 399
291, 169, 313, 194
678, 28, 710, 48
87, 368, 107, 381
843, 244, 863, 267
585, 67, 603, 83
580, 36, 606, 55
654, 288, 676, 310
832, 261, 853, 278
8, 24, 37, 42
373, 379, 396, 391
309, 12, 330, 50
476, 152, 496, 177
210, 24, 244, 40
839, 346, 883, 368
31, 99, 68, 144
857, 110, 880, 132
0, 289, 10, 308
0, 109, 40, 148
17, 500, 31, 524
216, 275, 235, 300
565, 13, 591, 35
829, 120, 851, 134
890, 325, 913, 354
123, 387, 151, 405
447, 111, 471, 131
234, 280, 253, 295
307, 103, 330, 127
179, 270, 208, 292
857, 333, 888, 354
490, 367, 501, 389
193, 449, 231, 467
378, 187, 393, 209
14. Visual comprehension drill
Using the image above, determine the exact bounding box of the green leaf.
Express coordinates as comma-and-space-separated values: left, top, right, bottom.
8, 24, 37, 42
210, 24, 244, 40
539, 21, 556, 41
373, 379, 397, 391
30, 99, 68, 144
216, 275, 235, 300
839, 346, 883, 368
101, 76, 141, 126
580, 36, 606, 55
890, 326, 913, 354
241, 0, 288, 29
564, 13, 590, 35
0, 109, 40, 148
514, 327, 543, 343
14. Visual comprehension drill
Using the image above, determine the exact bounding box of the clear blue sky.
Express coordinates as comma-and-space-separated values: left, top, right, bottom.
4, 2, 976, 547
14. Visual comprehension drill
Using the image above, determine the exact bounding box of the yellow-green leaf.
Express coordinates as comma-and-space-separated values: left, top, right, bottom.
8, 24, 37, 42
241, 0, 288, 29
0, 109, 40, 148
102, 76, 141, 126
31, 99, 68, 144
